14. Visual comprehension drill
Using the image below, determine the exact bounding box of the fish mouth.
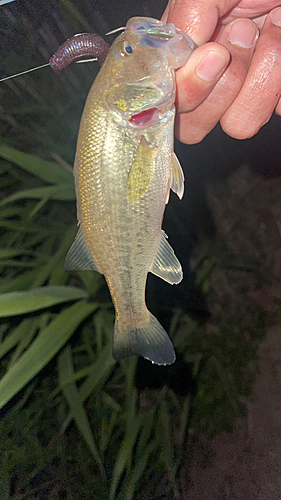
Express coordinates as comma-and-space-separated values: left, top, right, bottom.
129, 107, 160, 128
127, 83, 175, 129
128, 95, 174, 129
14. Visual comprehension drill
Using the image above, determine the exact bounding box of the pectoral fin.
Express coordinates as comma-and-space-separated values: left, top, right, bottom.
127, 136, 154, 201
150, 230, 182, 285
170, 153, 184, 199
64, 226, 101, 273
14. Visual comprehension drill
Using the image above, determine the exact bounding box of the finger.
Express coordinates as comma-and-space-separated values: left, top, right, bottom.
276, 95, 281, 115
221, 7, 281, 139
161, 0, 241, 45
219, 1, 281, 24
175, 43, 230, 113
175, 19, 259, 143
162, 1, 281, 37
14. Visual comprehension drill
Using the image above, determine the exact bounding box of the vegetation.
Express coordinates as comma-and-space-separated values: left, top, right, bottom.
0, 2, 272, 498
0, 144, 266, 498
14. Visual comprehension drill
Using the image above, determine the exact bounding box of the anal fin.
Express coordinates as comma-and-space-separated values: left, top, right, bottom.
150, 230, 182, 285
170, 152, 184, 200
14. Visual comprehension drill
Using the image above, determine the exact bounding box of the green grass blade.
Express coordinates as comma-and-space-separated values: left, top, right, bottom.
136, 406, 156, 459
31, 225, 77, 289
125, 440, 157, 500
8, 328, 36, 367
0, 144, 73, 185
0, 184, 75, 205
0, 286, 89, 317
58, 345, 105, 478
109, 414, 142, 500
99, 409, 118, 456
0, 249, 30, 259
102, 392, 122, 412
0, 260, 37, 268
78, 342, 116, 401
0, 272, 41, 294
0, 219, 47, 233
0, 318, 33, 360
61, 341, 116, 430
158, 399, 178, 492
0, 300, 97, 409
28, 197, 49, 219
109, 388, 142, 500
0, 207, 22, 219
178, 396, 191, 448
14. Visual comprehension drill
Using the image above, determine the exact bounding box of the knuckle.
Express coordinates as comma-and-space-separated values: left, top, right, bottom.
220, 117, 260, 140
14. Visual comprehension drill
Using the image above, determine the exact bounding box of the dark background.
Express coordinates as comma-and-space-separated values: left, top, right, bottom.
1, 0, 281, 324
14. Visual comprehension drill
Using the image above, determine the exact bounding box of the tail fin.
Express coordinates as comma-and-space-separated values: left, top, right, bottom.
112, 312, 175, 366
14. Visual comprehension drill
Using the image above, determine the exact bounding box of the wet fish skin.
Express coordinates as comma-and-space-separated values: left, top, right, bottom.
65, 18, 196, 365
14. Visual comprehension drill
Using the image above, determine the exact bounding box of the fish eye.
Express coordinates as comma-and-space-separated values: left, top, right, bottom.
121, 41, 134, 56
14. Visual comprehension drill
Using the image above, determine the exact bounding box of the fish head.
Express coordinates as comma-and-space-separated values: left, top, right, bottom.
103, 17, 196, 129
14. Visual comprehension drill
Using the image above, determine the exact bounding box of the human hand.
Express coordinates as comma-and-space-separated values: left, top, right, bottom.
162, 1, 281, 143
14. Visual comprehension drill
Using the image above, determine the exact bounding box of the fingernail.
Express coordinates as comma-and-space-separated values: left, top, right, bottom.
271, 7, 281, 27
229, 20, 258, 48
196, 51, 229, 82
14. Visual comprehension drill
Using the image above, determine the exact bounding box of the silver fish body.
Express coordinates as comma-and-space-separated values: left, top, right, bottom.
65, 18, 196, 365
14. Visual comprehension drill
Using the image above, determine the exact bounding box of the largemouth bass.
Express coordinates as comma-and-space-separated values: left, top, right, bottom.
65, 17, 196, 365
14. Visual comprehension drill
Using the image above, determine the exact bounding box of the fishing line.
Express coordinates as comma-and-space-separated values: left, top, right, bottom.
105, 26, 125, 35
0, 63, 50, 82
